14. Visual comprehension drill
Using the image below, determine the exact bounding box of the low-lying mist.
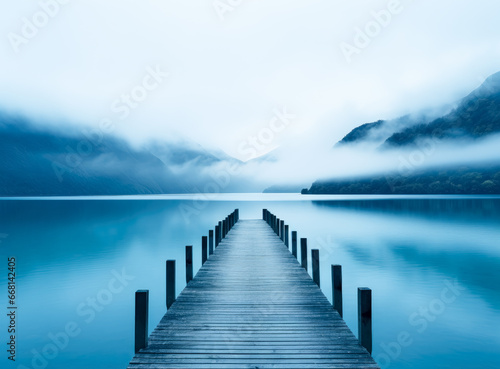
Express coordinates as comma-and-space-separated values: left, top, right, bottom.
226, 133, 500, 191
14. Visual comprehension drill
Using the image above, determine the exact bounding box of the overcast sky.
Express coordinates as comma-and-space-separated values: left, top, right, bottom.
1, 0, 500, 163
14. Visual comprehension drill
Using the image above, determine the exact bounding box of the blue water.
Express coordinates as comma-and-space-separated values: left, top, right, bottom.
1, 195, 499, 369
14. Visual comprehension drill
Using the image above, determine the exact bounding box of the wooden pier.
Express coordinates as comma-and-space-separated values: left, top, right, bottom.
128, 209, 379, 369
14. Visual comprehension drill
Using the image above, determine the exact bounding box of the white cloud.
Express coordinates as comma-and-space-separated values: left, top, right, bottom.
0, 0, 499, 159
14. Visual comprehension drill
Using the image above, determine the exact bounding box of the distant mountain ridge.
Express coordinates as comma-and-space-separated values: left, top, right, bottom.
337, 71, 500, 149
0, 113, 242, 196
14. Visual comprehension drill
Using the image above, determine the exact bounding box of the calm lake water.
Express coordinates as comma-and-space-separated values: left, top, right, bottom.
1, 195, 499, 369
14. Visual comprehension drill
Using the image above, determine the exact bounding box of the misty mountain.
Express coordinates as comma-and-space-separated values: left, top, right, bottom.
0, 113, 239, 196
147, 140, 240, 169
337, 71, 500, 148
384, 72, 500, 147
336, 115, 429, 148
303, 71, 500, 195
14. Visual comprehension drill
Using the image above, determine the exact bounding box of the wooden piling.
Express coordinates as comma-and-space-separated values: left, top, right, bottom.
285, 225, 289, 248
332, 265, 343, 318
301, 238, 308, 271
202, 236, 208, 264
209, 230, 214, 255
166, 260, 176, 309
134, 290, 149, 354
292, 231, 297, 258
358, 287, 372, 354
280, 220, 285, 242
215, 225, 220, 247
185, 246, 193, 284
312, 249, 320, 287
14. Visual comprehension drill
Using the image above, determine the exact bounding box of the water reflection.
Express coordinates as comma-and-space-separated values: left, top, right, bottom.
0, 197, 499, 369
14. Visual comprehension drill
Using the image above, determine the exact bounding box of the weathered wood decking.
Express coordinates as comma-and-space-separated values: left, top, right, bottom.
128, 219, 379, 369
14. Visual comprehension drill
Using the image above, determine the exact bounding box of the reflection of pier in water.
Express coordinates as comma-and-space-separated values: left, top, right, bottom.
128, 209, 379, 369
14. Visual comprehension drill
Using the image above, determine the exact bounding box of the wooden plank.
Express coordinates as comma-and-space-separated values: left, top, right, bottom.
129, 219, 379, 369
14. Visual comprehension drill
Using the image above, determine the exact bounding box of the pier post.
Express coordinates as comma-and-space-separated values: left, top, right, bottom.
218, 221, 222, 242
312, 249, 320, 287
277, 218, 280, 236
332, 265, 343, 317
292, 231, 297, 258
215, 225, 220, 247
135, 290, 149, 353
236, 209, 239, 222
358, 287, 372, 354
301, 238, 308, 271
166, 260, 176, 309
186, 246, 193, 284
280, 220, 285, 242
223, 219, 227, 238
285, 225, 289, 248
209, 230, 214, 255
202, 236, 208, 264
263, 209, 267, 221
